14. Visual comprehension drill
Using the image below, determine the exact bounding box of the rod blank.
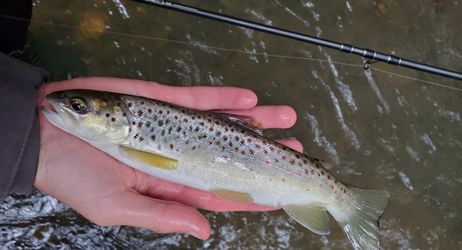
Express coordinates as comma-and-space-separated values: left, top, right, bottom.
134, 0, 462, 81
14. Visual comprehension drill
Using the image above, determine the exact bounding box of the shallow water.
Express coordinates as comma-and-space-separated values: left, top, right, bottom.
1, 0, 462, 249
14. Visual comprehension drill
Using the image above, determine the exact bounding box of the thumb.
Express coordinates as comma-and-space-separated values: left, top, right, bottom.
97, 192, 211, 239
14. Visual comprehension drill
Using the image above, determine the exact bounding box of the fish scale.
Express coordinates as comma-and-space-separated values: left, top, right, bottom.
43, 90, 390, 250
123, 95, 342, 195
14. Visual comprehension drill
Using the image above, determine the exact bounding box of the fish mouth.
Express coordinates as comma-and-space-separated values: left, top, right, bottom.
40, 92, 74, 132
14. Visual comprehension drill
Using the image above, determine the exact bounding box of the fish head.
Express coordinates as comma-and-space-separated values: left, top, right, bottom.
42, 90, 130, 143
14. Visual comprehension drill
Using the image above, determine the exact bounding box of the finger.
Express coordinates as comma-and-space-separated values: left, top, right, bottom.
38, 77, 258, 110
276, 139, 304, 153
222, 105, 297, 129
102, 191, 210, 240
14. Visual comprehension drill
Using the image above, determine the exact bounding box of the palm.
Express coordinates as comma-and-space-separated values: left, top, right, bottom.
35, 77, 302, 239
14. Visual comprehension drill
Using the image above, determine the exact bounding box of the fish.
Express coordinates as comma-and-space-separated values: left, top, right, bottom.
42, 90, 390, 250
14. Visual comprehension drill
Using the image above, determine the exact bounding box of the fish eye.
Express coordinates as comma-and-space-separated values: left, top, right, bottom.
69, 97, 88, 114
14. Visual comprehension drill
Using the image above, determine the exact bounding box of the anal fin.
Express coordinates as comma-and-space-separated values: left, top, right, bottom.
283, 204, 330, 235
119, 145, 178, 170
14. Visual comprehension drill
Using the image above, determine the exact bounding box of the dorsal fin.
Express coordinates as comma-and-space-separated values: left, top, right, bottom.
214, 113, 263, 135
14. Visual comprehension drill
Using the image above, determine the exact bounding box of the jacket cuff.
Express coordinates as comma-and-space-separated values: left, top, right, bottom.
0, 52, 47, 200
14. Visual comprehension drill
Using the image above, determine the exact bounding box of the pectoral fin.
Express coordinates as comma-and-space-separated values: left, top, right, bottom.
283, 205, 330, 235
212, 189, 253, 203
120, 145, 178, 170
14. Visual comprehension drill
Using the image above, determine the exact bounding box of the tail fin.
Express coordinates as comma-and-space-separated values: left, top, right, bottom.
340, 188, 390, 250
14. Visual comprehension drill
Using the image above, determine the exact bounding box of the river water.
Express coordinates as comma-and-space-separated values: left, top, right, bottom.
1, 0, 461, 249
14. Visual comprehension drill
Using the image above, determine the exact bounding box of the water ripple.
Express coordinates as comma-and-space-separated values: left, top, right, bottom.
304, 113, 340, 163
312, 70, 361, 150
364, 68, 391, 113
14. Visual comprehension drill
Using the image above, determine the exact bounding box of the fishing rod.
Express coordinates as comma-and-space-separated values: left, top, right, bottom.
133, 0, 462, 81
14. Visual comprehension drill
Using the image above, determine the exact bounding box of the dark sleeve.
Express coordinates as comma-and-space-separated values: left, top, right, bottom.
0, 53, 47, 201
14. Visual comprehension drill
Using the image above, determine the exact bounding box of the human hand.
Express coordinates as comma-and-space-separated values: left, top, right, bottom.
35, 77, 302, 239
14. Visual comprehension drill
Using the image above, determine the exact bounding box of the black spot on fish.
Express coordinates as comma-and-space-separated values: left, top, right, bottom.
229, 142, 233, 147
296, 155, 300, 159
105, 113, 110, 118
128, 102, 133, 107
209, 127, 214, 132
216, 131, 221, 136
264, 150, 268, 154
161, 130, 165, 136
148, 108, 152, 113
290, 160, 295, 165
128, 128, 132, 133
200, 122, 205, 126
138, 122, 143, 128
174, 115, 178, 120
207, 119, 211, 123
151, 135, 156, 141
134, 133, 139, 139
168, 127, 173, 134
169, 144, 173, 150
255, 144, 261, 149
111, 117, 116, 122
303, 159, 307, 164
321, 171, 325, 175
223, 136, 228, 141
153, 115, 158, 121
132, 121, 136, 125
177, 127, 181, 132
146, 121, 151, 127
165, 119, 170, 125
158, 120, 164, 126
249, 149, 254, 155
241, 150, 245, 155
240, 140, 245, 145
166, 110, 170, 114
122, 113, 127, 117
141, 101, 145, 105
183, 118, 188, 123
159, 110, 163, 114
247, 138, 252, 143
195, 127, 200, 132
235, 136, 239, 141
189, 126, 193, 131
139, 137, 144, 142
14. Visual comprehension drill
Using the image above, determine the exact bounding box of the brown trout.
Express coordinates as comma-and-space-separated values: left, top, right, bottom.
42, 90, 390, 249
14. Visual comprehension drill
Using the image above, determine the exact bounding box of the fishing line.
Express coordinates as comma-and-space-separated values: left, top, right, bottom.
1, 14, 461, 92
